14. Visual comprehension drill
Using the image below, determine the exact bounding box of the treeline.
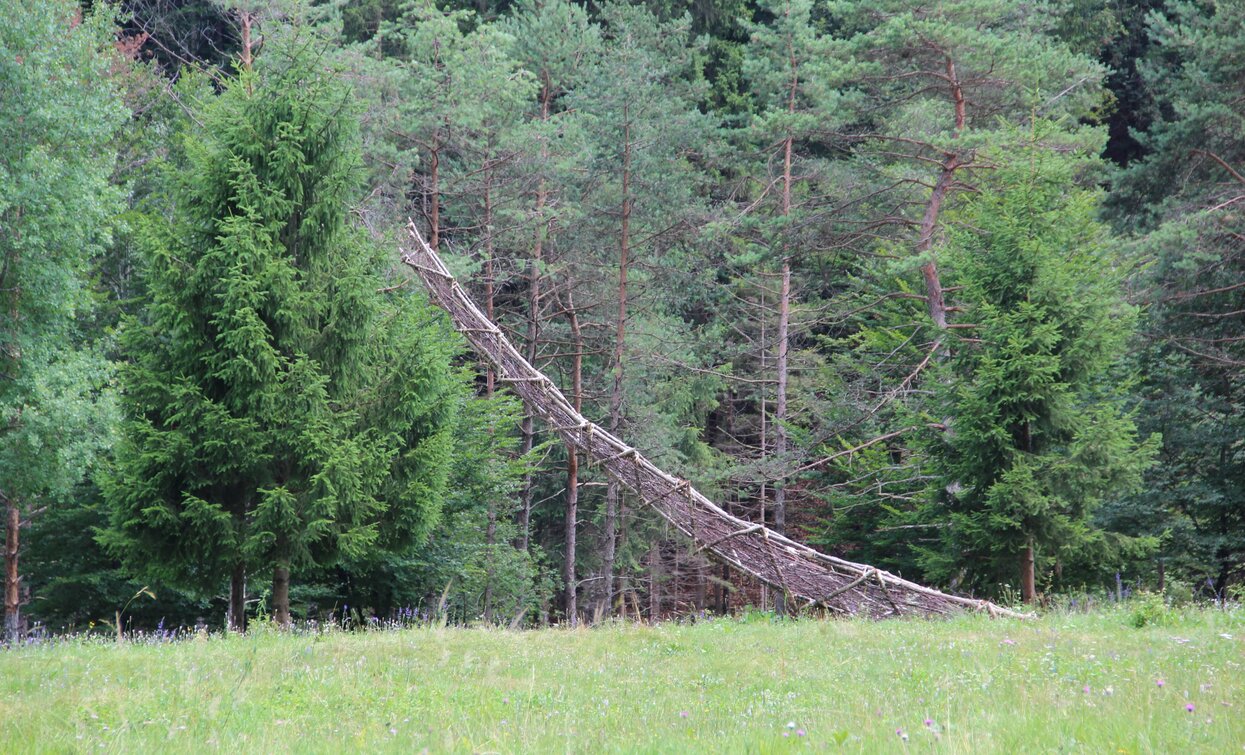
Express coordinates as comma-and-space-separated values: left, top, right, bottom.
1, 0, 1240, 635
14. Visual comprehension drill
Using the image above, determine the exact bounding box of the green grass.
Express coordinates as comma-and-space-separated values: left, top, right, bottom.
3, 608, 1242, 753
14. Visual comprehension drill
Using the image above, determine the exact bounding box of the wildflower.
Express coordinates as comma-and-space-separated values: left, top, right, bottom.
679, 711, 689, 719
782, 732, 790, 738
1156, 679, 1164, 688
1083, 685, 1091, 694
787, 721, 796, 729
1002, 638, 1017, 646
796, 729, 806, 737
1186, 703, 1195, 713
924, 719, 933, 727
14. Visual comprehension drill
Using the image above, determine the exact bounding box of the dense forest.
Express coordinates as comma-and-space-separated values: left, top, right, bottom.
2, 0, 1241, 636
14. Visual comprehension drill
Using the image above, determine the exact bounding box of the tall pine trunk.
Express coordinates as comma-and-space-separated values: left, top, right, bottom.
602, 113, 633, 618
564, 293, 584, 626
916, 58, 967, 331
482, 167, 497, 621
518, 90, 553, 553
774, 258, 791, 617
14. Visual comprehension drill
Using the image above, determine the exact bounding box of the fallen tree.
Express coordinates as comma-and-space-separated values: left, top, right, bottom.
401, 223, 1026, 619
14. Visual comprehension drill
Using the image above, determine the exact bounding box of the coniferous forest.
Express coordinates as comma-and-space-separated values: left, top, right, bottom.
2, 0, 1243, 637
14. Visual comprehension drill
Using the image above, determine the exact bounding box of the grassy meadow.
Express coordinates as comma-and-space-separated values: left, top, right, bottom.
3, 607, 1242, 753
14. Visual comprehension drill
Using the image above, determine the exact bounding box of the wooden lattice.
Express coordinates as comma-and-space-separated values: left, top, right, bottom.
401, 223, 1025, 619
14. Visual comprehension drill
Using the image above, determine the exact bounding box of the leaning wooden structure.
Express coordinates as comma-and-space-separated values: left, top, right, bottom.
401, 223, 1025, 619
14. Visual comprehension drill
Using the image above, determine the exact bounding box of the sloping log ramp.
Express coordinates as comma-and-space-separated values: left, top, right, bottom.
401, 223, 1024, 619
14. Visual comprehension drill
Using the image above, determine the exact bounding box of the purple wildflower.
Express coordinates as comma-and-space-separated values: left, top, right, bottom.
1083, 685, 1091, 694
924, 718, 933, 727
1186, 703, 1195, 713
796, 729, 806, 737
679, 711, 689, 719
1156, 679, 1164, 688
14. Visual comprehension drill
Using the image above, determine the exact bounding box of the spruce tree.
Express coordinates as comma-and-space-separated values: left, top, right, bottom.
920, 135, 1156, 603
104, 41, 456, 629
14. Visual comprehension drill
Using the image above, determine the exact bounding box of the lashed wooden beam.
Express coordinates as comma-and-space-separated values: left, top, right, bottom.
400, 222, 1027, 619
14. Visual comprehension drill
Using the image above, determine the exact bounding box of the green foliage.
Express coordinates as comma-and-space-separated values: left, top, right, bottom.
0, 0, 127, 509
917, 132, 1157, 594
1127, 592, 1174, 628
103, 40, 457, 608
1106, 0, 1245, 596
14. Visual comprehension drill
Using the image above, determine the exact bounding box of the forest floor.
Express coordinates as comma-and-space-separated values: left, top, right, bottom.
2, 607, 1242, 753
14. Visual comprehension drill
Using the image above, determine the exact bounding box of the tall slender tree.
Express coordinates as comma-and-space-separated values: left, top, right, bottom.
571, 1, 709, 616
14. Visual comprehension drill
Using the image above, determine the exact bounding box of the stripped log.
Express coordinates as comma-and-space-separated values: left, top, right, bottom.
401, 222, 1027, 619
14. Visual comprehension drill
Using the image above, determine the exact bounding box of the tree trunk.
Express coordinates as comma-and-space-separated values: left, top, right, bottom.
4, 495, 21, 641
273, 563, 291, 628
564, 293, 583, 626
229, 561, 247, 632
773, 114, 794, 616
648, 541, 660, 622
758, 287, 768, 612
602, 112, 633, 618
428, 145, 441, 252
482, 167, 497, 621
1020, 540, 1036, 605
774, 258, 791, 617
518, 91, 553, 553
914, 58, 967, 331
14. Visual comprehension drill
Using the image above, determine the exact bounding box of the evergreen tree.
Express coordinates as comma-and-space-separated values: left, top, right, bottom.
104, 40, 457, 629
919, 135, 1156, 603
1108, 0, 1245, 595
569, 0, 712, 616
1, 0, 128, 639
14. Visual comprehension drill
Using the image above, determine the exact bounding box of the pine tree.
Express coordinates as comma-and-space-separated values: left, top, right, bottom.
919, 134, 1156, 603
569, 0, 711, 617
1, 0, 128, 640
104, 39, 457, 629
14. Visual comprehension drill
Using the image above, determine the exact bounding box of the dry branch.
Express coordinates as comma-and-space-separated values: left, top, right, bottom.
400, 222, 1027, 620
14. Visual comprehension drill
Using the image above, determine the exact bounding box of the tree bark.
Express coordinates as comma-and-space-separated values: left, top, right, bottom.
564, 292, 583, 626
228, 561, 247, 632
602, 111, 633, 618
4, 494, 21, 641
273, 563, 291, 628
482, 164, 497, 621
518, 93, 551, 553
774, 258, 791, 617
916, 155, 960, 331
428, 145, 441, 252
648, 541, 660, 622
1020, 539, 1036, 605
